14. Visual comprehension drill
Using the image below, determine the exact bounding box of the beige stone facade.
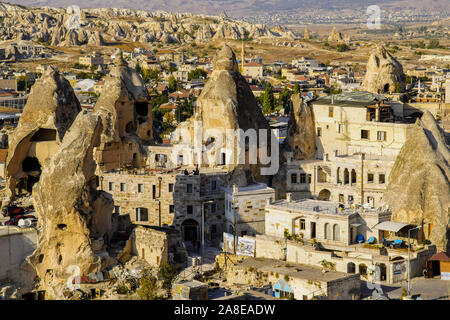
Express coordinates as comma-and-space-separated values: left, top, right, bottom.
100, 168, 227, 243
224, 183, 275, 237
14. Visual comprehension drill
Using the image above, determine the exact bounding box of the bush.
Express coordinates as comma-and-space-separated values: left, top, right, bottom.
137, 269, 160, 300
158, 262, 178, 293
336, 44, 350, 52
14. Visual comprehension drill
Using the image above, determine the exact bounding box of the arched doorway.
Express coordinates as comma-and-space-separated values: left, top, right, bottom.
182, 219, 199, 241
347, 262, 355, 273
318, 189, 331, 201
344, 168, 349, 185
376, 263, 387, 281
351, 169, 356, 184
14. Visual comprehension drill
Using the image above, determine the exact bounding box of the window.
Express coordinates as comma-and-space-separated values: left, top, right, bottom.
120, 183, 126, 192
379, 174, 385, 184
308, 174, 312, 184
317, 127, 322, 136
300, 173, 307, 184
137, 184, 144, 193
377, 131, 386, 141
300, 219, 305, 230
328, 106, 334, 118
129, 143, 133, 151
169, 205, 174, 213
186, 184, 193, 193
114, 206, 120, 214
337, 124, 343, 134
211, 180, 217, 191
361, 130, 369, 140
169, 183, 174, 192
187, 205, 193, 215
368, 173, 374, 183
108, 182, 114, 191
211, 203, 217, 213
291, 173, 297, 184
135, 207, 148, 222
152, 185, 156, 199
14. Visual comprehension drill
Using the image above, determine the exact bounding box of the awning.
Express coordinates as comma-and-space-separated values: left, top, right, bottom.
373, 221, 410, 233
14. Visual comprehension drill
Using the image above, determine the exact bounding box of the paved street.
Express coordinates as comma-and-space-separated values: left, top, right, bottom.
362, 277, 450, 300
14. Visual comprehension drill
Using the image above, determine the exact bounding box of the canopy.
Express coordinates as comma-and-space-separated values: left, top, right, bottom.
373, 221, 410, 233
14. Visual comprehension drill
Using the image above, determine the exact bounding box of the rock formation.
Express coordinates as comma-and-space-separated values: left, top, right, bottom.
328, 27, 344, 43
28, 111, 117, 299
93, 54, 153, 172
6, 66, 81, 202
171, 44, 277, 187
384, 112, 450, 251
361, 44, 406, 94
286, 94, 316, 160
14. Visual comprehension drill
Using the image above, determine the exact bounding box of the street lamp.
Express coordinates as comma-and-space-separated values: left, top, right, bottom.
407, 225, 422, 296
201, 199, 214, 269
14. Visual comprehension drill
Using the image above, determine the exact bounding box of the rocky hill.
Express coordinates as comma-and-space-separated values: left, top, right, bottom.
0, 2, 295, 47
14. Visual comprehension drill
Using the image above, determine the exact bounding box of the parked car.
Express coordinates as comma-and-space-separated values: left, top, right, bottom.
2, 206, 25, 217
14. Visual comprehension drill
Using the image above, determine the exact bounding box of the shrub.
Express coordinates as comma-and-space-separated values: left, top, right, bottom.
137, 269, 160, 300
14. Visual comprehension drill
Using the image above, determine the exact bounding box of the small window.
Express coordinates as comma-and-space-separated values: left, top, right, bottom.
337, 124, 343, 134
379, 174, 385, 184
377, 131, 386, 141
300, 219, 305, 230
186, 184, 193, 193
108, 182, 114, 191
137, 184, 144, 193
169, 205, 174, 213
120, 183, 126, 192
308, 174, 312, 184
135, 207, 148, 222
300, 173, 307, 184
317, 127, 322, 136
368, 173, 374, 183
361, 130, 369, 140
168, 183, 174, 192
329, 106, 334, 118
129, 143, 133, 151
291, 173, 297, 184
187, 205, 193, 215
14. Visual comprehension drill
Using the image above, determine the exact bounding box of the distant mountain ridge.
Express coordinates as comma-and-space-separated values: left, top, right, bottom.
6, 0, 449, 17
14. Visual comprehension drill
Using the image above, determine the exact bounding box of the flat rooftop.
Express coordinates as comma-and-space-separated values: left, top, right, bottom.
236, 257, 356, 283
269, 199, 355, 216
222, 183, 275, 195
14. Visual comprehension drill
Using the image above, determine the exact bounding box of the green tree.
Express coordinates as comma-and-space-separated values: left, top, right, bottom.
188, 68, 207, 81
137, 269, 160, 300
278, 87, 291, 114
336, 43, 350, 52
293, 83, 301, 94
262, 83, 275, 115
158, 262, 178, 295
427, 39, 440, 49
168, 75, 177, 92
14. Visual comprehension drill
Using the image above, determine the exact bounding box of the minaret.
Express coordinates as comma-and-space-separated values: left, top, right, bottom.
240, 40, 245, 74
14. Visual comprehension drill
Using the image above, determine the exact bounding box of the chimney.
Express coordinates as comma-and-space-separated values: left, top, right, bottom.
286, 193, 292, 202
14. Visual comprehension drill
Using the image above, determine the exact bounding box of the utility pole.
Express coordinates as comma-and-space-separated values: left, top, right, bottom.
407, 226, 422, 296
233, 214, 237, 255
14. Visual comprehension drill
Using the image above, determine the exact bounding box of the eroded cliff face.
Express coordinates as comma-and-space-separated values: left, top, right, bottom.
286, 94, 315, 160
361, 44, 406, 94
384, 112, 450, 251
93, 55, 153, 172
6, 66, 81, 202
171, 44, 280, 188
28, 112, 117, 299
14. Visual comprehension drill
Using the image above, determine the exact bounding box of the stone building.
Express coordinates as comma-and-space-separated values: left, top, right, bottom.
223, 183, 275, 237
100, 168, 228, 243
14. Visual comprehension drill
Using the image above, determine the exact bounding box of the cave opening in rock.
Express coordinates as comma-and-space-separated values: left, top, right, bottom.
31, 128, 57, 141
135, 102, 149, 117
22, 157, 42, 192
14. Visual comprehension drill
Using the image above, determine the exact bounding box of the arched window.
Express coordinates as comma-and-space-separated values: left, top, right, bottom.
336, 167, 341, 184
324, 223, 331, 240
333, 224, 340, 241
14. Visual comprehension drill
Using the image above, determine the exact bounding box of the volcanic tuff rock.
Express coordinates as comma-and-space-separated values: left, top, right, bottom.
361, 44, 406, 94
328, 27, 344, 43
0, 3, 295, 47
384, 112, 450, 251
171, 44, 275, 187
286, 94, 316, 160
29, 111, 117, 299
6, 66, 81, 201
93, 55, 153, 172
